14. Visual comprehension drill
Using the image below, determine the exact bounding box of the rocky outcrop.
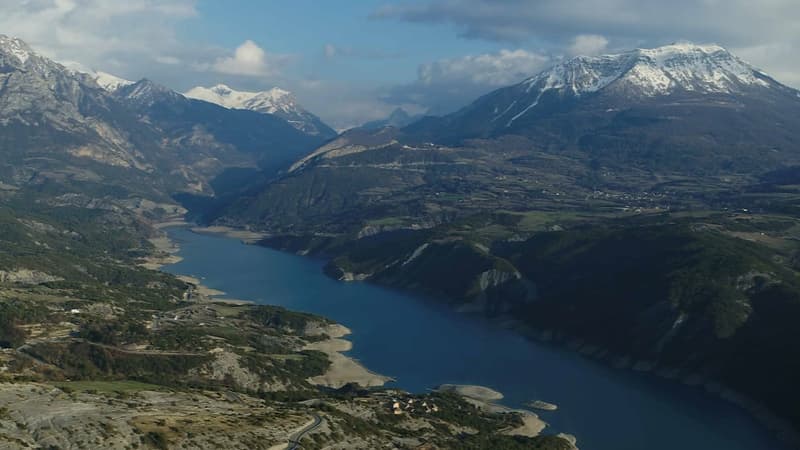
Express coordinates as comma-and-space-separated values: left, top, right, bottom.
0, 269, 62, 285
477, 268, 520, 291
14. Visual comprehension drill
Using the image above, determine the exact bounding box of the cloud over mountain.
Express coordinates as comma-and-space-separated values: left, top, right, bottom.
374, 0, 800, 86
384, 48, 553, 114
209, 40, 288, 76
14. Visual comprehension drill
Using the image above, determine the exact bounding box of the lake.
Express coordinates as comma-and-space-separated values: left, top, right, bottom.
164, 227, 788, 450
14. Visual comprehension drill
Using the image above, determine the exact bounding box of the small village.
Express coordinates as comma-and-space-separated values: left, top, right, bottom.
388, 396, 440, 415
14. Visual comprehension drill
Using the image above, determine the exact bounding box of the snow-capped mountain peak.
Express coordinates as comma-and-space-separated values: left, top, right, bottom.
523, 42, 770, 98
186, 84, 295, 114
0, 34, 34, 65
60, 60, 135, 93
93, 71, 135, 92
185, 84, 336, 138
114, 78, 184, 109
410, 42, 799, 139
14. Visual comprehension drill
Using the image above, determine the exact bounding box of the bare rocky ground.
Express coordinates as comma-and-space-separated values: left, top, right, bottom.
0, 382, 309, 450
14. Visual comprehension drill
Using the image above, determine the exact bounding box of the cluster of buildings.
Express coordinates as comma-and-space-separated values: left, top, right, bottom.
389, 397, 439, 415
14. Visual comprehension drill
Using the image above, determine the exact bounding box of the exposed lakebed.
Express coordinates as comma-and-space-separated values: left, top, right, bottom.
164, 227, 789, 450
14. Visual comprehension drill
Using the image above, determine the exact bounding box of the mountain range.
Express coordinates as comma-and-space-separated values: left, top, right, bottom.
405, 43, 800, 173
0, 34, 328, 199
204, 43, 800, 438
3, 33, 800, 444
213, 43, 800, 232
185, 84, 337, 139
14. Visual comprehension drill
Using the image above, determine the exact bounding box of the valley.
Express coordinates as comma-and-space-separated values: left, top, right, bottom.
1, 29, 800, 450
0, 34, 577, 449
0, 192, 574, 449
193, 43, 800, 448
161, 226, 791, 450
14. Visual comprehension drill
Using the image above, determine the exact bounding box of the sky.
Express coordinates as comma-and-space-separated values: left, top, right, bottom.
1, 0, 798, 129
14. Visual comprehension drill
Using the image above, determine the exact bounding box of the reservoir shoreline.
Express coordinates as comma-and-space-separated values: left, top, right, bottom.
161, 225, 787, 449
148, 223, 394, 394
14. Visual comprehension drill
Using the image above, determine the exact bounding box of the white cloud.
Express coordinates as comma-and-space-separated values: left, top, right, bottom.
285, 79, 399, 130
210, 40, 283, 76
568, 34, 609, 56
0, 0, 196, 77
386, 49, 554, 114
419, 49, 551, 87
374, 0, 800, 88
734, 42, 800, 88
155, 55, 181, 65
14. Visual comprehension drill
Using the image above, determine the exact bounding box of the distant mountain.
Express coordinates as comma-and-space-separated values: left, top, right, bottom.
117, 79, 324, 172
0, 35, 324, 199
209, 43, 800, 438
214, 43, 800, 233
114, 78, 185, 108
360, 108, 423, 130
406, 43, 800, 173
0, 34, 162, 175
92, 71, 135, 92
61, 61, 135, 93
185, 84, 337, 139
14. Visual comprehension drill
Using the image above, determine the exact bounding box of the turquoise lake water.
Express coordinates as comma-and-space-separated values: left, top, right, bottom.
164, 227, 788, 450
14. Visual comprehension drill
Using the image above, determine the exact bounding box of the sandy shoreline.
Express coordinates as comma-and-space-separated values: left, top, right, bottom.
304, 323, 393, 389
436, 384, 551, 439
145, 222, 568, 442
145, 222, 391, 389
140, 234, 184, 270
191, 225, 267, 244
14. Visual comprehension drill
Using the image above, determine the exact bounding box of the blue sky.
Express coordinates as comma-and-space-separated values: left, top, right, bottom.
188, 1, 493, 83
1, 1, 798, 128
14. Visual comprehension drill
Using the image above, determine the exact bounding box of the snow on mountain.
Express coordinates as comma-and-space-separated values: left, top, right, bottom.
0, 35, 32, 64
185, 84, 336, 138
522, 43, 770, 99
479, 43, 784, 127
405, 42, 800, 144
0, 38, 131, 95
60, 60, 134, 93
0, 34, 61, 77
112, 78, 187, 110
93, 71, 134, 92
0, 35, 161, 170
185, 84, 291, 114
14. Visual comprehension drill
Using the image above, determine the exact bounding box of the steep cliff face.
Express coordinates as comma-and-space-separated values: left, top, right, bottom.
490, 224, 800, 430
0, 35, 160, 172
323, 234, 537, 314
464, 268, 538, 314
0, 35, 328, 203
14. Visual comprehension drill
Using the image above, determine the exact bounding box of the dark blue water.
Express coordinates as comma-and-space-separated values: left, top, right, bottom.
164, 227, 788, 450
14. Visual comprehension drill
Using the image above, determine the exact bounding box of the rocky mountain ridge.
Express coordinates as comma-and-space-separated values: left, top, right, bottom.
185, 84, 337, 139
0, 35, 324, 199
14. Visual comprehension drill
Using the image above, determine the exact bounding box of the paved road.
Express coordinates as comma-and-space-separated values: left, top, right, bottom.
288, 414, 322, 450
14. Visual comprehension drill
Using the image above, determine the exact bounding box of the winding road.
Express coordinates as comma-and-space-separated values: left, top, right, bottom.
287, 414, 322, 450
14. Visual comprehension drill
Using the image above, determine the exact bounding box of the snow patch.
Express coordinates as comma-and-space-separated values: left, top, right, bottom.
507, 92, 543, 126
93, 71, 134, 92
185, 84, 295, 115
492, 100, 517, 122
520, 42, 769, 98
0, 35, 33, 64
